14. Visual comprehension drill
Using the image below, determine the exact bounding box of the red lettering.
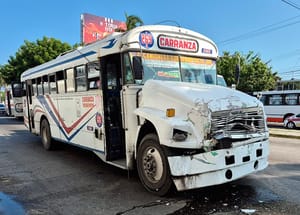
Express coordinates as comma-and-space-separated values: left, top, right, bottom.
158, 35, 198, 52
174, 39, 178, 48
169, 38, 173, 47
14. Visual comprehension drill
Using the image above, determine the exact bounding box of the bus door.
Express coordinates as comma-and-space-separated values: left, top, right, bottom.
5, 90, 12, 116
101, 54, 125, 161
25, 80, 34, 132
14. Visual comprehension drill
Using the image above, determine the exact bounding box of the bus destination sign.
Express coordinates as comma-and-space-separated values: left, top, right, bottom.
158, 35, 198, 52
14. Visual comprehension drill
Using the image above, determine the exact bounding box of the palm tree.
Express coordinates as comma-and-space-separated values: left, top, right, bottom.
114, 13, 144, 32
125, 13, 144, 30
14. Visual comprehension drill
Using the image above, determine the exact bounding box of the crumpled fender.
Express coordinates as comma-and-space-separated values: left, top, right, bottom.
134, 106, 205, 149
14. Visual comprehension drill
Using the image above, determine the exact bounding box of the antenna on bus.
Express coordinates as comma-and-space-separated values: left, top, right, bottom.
154, 20, 181, 27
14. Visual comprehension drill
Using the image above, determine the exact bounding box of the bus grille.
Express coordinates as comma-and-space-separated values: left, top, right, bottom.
211, 107, 266, 138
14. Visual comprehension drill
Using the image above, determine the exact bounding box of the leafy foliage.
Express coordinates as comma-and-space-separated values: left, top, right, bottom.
217, 51, 280, 93
0, 37, 72, 84
125, 12, 144, 30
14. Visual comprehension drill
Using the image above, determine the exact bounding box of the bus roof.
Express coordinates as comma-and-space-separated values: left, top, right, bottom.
21, 25, 218, 81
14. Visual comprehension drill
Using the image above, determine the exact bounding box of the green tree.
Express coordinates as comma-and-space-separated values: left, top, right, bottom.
0, 37, 72, 84
125, 13, 144, 31
115, 13, 144, 32
217, 51, 280, 93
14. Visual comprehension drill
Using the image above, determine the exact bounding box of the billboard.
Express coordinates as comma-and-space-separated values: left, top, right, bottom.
81, 13, 127, 44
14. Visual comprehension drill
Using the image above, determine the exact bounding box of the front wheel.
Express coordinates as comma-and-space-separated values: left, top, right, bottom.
41, 119, 54, 150
137, 134, 173, 196
287, 121, 296, 129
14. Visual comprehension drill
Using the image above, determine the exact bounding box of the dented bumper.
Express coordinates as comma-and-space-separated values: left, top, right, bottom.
168, 139, 269, 191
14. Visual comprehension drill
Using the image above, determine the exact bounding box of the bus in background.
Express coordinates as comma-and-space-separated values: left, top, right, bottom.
255, 90, 300, 127
5, 82, 25, 118
21, 25, 269, 196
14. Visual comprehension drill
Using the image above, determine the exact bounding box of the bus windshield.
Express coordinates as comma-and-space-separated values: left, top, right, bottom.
129, 52, 217, 84
12, 83, 25, 97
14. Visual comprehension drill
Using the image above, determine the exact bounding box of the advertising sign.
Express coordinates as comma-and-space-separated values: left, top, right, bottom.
81, 13, 126, 44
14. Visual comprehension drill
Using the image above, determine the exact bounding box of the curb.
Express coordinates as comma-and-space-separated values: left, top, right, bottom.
269, 128, 300, 139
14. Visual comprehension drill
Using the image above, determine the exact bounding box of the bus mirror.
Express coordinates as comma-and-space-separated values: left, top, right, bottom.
133, 56, 143, 80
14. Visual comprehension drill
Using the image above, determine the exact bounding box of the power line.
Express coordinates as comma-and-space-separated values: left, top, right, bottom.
217, 15, 300, 45
280, 69, 300, 74
281, 0, 300, 10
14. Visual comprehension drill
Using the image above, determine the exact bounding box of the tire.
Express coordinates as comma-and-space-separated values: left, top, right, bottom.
40, 119, 54, 150
137, 134, 173, 196
287, 121, 296, 129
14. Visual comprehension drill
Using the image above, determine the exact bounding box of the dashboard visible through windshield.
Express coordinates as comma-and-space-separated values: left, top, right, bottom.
129, 52, 217, 84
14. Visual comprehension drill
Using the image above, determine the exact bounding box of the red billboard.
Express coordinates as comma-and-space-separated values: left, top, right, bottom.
81, 13, 127, 44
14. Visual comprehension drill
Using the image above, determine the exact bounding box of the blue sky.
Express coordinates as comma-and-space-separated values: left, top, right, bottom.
1, 0, 300, 80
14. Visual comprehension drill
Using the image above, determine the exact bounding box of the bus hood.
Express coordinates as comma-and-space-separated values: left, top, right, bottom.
138, 80, 266, 149
140, 80, 261, 113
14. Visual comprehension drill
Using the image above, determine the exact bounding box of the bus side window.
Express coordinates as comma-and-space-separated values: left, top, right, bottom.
66, 68, 75, 93
87, 61, 100, 90
269, 94, 282, 105
107, 63, 117, 89
49, 74, 57, 94
32, 79, 37, 96
56, 71, 65, 94
43, 75, 49, 94
260, 95, 267, 105
37, 77, 43, 95
285, 94, 297, 105
124, 53, 134, 84
75, 65, 87, 92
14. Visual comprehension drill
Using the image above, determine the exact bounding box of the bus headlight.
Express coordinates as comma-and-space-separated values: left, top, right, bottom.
172, 129, 188, 141
15, 103, 23, 112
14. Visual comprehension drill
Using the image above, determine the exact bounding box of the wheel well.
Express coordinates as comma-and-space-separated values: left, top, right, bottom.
284, 113, 294, 121
136, 120, 158, 150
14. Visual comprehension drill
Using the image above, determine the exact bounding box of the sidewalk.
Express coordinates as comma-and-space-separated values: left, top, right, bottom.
268, 127, 300, 139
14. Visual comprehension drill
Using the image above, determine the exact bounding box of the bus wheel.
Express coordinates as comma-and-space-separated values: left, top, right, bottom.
287, 121, 296, 129
41, 119, 53, 150
137, 134, 173, 196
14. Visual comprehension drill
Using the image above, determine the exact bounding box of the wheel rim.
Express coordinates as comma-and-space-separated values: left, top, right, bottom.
142, 146, 164, 183
288, 122, 294, 129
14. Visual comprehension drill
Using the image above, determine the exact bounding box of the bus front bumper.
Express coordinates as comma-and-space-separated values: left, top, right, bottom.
168, 139, 269, 191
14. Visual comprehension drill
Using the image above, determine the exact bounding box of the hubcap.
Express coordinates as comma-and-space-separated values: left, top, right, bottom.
143, 147, 163, 183
288, 122, 294, 129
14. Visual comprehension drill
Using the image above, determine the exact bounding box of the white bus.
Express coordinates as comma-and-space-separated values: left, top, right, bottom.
21, 25, 269, 195
5, 82, 24, 118
255, 90, 300, 125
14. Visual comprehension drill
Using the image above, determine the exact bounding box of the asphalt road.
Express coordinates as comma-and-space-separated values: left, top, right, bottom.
0, 117, 300, 215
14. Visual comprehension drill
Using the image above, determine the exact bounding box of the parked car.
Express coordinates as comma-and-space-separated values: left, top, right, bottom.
284, 114, 300, 129
0, 103, 6, 115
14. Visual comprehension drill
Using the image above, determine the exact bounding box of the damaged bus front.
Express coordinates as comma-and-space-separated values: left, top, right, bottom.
127, 28, 269, 195
135, 80, 269, 193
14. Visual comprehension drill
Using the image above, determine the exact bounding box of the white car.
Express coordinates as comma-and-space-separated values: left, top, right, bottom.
284, 114, 300, 129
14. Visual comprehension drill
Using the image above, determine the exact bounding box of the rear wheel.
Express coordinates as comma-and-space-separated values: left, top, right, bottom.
287, 121, 296, 129
41, 119, 54, 150
137, 134, 173, 196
